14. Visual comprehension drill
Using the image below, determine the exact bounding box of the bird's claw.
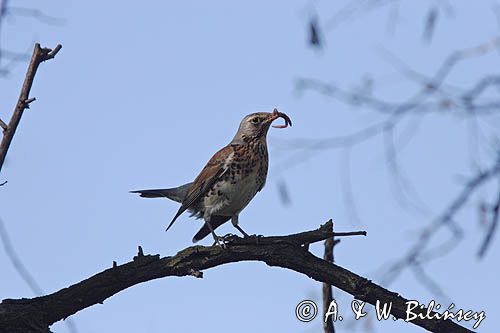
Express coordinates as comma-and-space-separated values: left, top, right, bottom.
221, 233, 239, 241
212, 234, 239, 248
212, 238, 225, 248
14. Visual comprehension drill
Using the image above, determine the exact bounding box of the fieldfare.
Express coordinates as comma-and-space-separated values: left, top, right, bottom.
131, 108, 292, 244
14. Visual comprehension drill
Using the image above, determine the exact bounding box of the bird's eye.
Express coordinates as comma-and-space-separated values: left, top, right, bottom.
251, 117, 260, 124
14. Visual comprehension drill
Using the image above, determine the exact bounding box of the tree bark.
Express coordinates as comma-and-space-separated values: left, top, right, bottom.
0, 221, 473, 333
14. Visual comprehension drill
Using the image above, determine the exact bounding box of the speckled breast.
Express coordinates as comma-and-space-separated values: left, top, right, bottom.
208, 140, 269, 216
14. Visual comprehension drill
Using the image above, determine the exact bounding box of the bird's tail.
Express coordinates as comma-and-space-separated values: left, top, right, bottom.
192, 215, 230, 243
129, 182, 193, 203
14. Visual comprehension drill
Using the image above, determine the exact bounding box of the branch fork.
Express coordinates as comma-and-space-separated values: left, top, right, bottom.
0, 43, 62, 175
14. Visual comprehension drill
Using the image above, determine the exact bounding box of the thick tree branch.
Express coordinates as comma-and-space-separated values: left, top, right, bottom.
0, 221, 474, 333
0, 42, 61, 174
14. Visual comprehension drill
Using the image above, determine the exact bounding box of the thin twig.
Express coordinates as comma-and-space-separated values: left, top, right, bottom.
0, 217, 43, 295
0, 118, 7, 131
477, 176, 500, 258
0, 42, 62, 174
4, 6, 66, 25
384, 157, 500, 284
292, 36, 500, 296
340, 148, 362, 225
323, 222, 336, 333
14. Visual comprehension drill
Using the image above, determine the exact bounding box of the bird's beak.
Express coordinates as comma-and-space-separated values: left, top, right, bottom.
268, 108, 292, 128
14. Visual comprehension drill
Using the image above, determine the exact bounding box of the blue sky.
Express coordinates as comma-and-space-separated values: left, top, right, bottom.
1, 1, 499, 332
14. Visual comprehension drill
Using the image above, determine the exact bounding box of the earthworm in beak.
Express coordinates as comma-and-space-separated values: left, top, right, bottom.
270, 108, 292, 128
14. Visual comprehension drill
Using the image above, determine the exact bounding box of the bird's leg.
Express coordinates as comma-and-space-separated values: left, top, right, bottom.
204, 217, 223, 247
231, 215, 250, 238
234, 225, 249, 238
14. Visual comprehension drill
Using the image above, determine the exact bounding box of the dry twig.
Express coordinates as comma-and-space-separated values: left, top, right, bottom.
0, 43, 61, 174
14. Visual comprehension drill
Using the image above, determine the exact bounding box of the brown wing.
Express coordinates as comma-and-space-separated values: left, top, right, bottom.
166, 145, 232, 231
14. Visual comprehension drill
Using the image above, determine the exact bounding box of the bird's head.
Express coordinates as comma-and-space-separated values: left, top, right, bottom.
231, 108, 292, 144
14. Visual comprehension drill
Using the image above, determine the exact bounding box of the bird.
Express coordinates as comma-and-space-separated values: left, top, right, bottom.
130, 108, 292, 245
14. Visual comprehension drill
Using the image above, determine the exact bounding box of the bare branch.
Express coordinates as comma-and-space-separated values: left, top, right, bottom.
383, 124, 428, 214
0, 118, 7, 131
325, 0, 399, 31
276, 179, 292, 206
0, 218, 43, 295
291, 37, 500, 276
0, 221, 474, 333
295, 6, 499, 327
297, 37, 500, 119
273, 118, 396, 173
477, 177, 500, 258
0, 0, 8, 16
4, 6, 66, 25
0, 217, 78, 333
411, 261, 450, 301
0, 49, 31, 62
384, 156, 500, 283
0, 43, 62, 174
322, 222, 337, 333
340, 148, 362, 225
308, 15, 322, 49
462, 76, 500, 102
422, 6, 439, 43
43, 44, 62, 61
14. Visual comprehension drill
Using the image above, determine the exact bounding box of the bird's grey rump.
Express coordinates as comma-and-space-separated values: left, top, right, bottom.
130, 183, 230, 242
